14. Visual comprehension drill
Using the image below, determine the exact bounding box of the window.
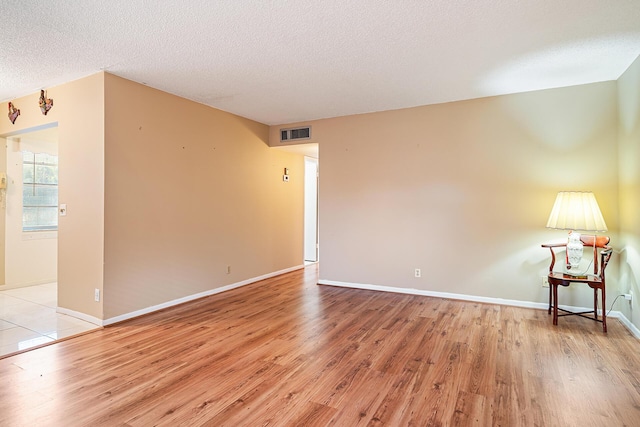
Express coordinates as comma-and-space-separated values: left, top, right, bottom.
22, 151, 58, 231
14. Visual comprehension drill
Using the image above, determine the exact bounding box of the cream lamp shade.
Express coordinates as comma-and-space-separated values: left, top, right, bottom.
546, 191, 607, 232
546, 191, 607, 272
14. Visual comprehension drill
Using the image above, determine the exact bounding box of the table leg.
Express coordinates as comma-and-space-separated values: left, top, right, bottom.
601, 286, 607, 333
553, 284, 558, 326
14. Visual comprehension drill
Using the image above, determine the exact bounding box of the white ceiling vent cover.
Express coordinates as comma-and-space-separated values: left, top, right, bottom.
280, 126, 311, 142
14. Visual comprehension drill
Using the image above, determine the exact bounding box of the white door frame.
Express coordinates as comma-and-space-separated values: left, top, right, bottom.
304, 157, 318, 262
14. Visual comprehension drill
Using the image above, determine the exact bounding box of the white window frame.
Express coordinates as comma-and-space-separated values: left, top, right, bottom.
22, 151, 58, 232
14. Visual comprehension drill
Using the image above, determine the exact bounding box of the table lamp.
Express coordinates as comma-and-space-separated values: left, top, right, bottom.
546, 191, 607, 272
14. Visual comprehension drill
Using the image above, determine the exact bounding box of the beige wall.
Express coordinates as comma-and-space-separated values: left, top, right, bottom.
0, 73, 105, 319
618, 55, 640, 330
1, 72, 304, 322
274, 82, 619, 309
3, 136, 57, 288
0, 138, 5, 284
103, 74, 304, 319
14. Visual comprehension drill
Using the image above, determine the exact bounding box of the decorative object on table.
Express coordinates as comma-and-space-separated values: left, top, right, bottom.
545, 191, 607, 273
8, 102, 20, 124
39, 90, 53, 115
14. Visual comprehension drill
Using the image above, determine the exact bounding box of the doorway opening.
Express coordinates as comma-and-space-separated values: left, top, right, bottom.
1, 126, 59, 291
271, 142, 319, 266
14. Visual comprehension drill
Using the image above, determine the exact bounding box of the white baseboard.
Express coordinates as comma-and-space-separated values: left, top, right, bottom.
318, 279, 640, 339
103, 265, 305, 326
318, 279, 551, 310
57, 307, 104, 327
614, 311, 640, 339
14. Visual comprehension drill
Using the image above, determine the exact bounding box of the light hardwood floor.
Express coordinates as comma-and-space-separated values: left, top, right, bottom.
1, 265, 639, 426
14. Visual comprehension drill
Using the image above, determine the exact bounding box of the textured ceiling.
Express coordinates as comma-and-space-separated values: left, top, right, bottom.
1, 1, 639, 125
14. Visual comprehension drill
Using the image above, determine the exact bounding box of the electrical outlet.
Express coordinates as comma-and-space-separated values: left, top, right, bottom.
624, 291, 633, 302
94, 288, 100, 302
415, 268, 421, 278
541, 276, 549, 288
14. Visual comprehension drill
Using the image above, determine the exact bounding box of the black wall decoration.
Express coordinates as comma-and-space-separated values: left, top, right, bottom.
8, 102, 20, 124
39, 90, 53, 115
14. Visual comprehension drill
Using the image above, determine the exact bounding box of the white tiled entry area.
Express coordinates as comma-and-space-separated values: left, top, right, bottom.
0, 283, 99, 357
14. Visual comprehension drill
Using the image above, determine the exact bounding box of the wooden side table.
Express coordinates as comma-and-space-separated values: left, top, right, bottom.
542, 237, 612, 333
547, 272, 606, 332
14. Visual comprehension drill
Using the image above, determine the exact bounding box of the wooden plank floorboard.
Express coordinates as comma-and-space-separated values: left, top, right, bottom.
1, 265, 640, 426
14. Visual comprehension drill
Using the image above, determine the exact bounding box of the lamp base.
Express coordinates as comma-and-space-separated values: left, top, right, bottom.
566, 231, 583, 270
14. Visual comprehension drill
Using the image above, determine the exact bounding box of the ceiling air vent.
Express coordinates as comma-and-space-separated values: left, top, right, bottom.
280, 126, 311, 142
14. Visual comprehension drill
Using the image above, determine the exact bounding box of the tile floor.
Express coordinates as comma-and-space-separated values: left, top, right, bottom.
0, 282, 100, 357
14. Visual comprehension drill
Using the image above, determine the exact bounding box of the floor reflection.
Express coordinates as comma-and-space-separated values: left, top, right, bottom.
0, 282, 99, 357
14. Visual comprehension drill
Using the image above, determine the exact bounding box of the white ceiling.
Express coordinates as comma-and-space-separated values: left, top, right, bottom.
1, 1, 639, 126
